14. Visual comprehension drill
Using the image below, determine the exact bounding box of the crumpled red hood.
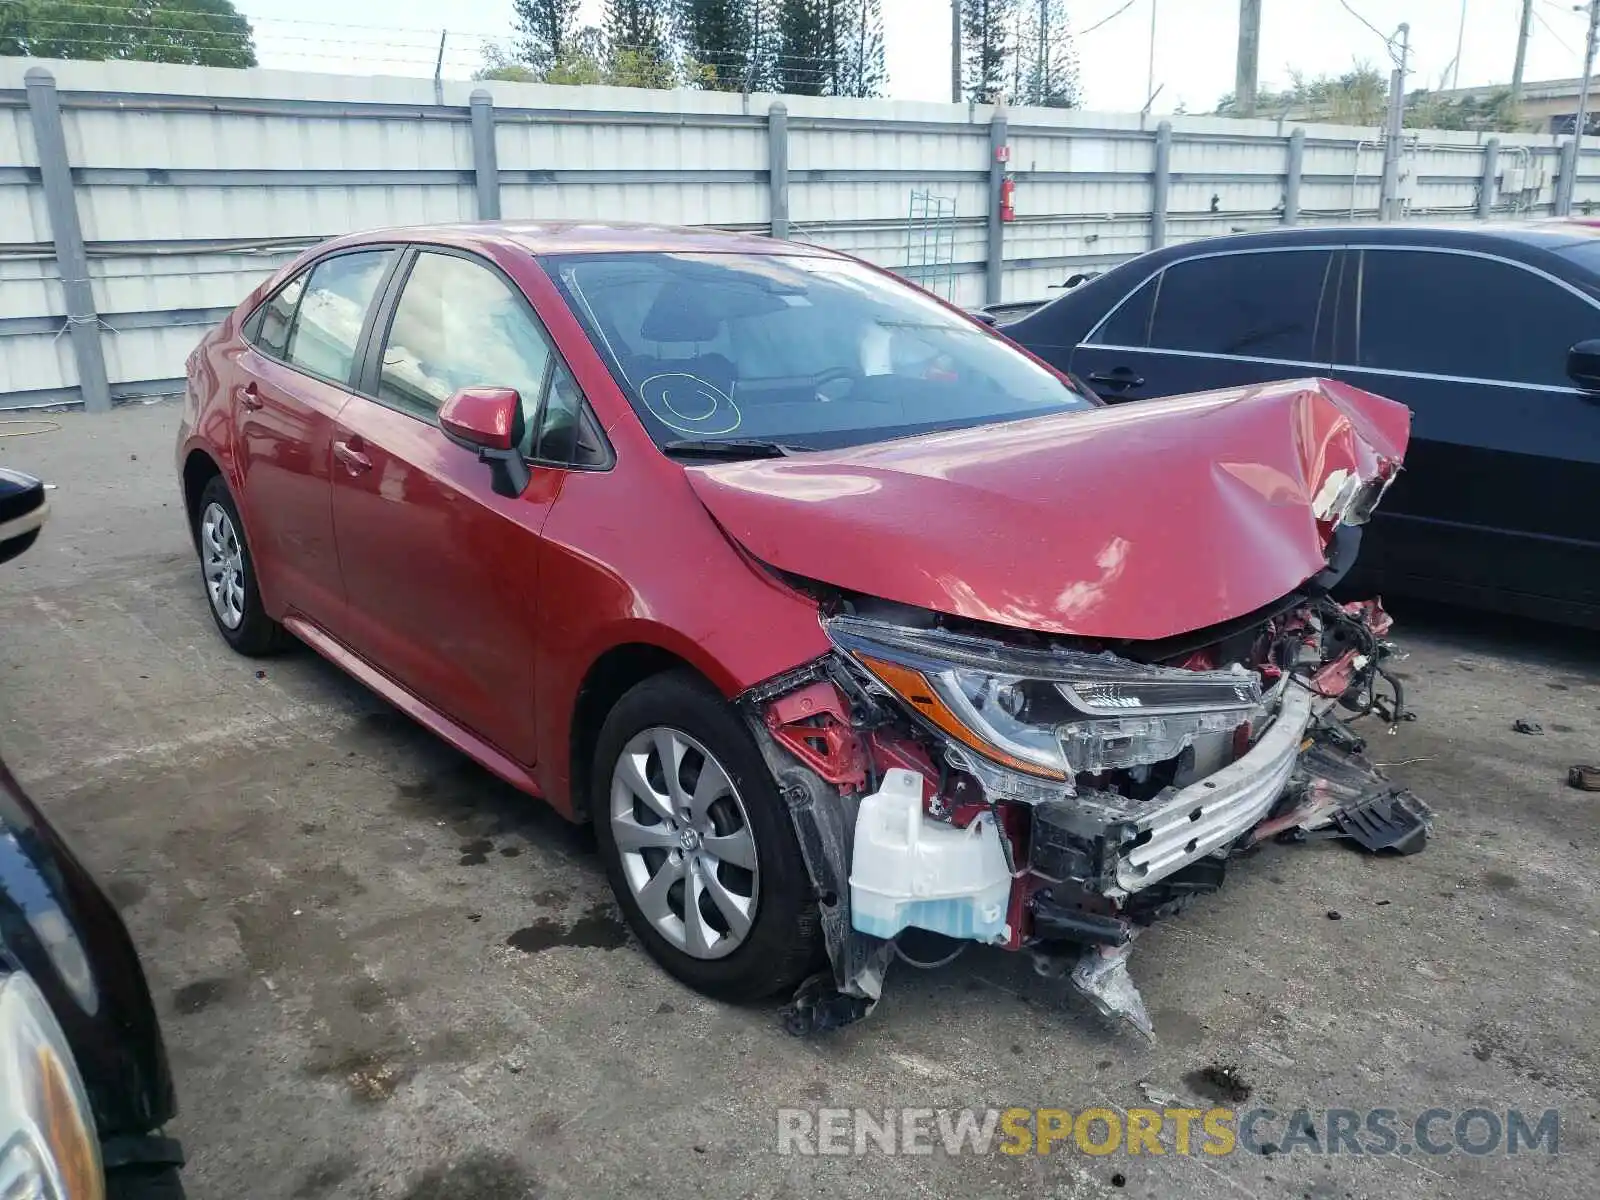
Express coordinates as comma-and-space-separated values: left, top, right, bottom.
685, 378, 1410, 642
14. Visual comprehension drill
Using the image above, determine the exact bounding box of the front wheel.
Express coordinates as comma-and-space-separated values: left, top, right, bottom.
592, 671, 823, 1001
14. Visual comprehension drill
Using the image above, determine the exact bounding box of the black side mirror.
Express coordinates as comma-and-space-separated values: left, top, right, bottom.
0, 468, 46, 567
1568, 339, 1600, 391
969, 310, 999, 327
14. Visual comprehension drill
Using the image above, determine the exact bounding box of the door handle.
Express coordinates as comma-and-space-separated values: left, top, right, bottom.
332, 439, 372, 474
1087, 368, 1145, 390
240, 381, 263, 410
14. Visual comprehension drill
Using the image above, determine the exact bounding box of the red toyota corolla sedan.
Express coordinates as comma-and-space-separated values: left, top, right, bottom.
177, 221, 1430, 1035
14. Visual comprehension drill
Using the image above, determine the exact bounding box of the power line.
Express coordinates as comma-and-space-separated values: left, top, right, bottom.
1534, 8, 1579, 55
1078, 0, 1139, 38
1334, 0, 1406, 66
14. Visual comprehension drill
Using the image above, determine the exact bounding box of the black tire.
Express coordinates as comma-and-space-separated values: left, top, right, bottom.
194, 475, 288, 656
592, 670, 824, 1002
106, 1166, 186, 1200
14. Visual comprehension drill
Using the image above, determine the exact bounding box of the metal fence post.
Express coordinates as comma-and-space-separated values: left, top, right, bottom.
986, 109, 1008, 306
768, 101, 789, 239
24, 68, 111, 414
1559, 136, 1582, 215
1479, 137, 1500, 219
469, 88, 500, 220
1151, 120, 1172, 249
1284, 127, 1304, 226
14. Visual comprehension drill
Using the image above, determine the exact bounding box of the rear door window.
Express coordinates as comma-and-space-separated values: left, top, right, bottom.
1087, 275, 1157, 348
1149, 250, 1332, 361
284, 250, 394, 385
1357, 249, 1600, 386
250, 274, 305, 359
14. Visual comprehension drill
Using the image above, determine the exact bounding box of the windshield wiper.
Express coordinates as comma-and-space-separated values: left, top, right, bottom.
661, 438, 813, 459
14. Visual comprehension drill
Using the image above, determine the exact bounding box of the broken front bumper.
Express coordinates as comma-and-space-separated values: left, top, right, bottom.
1117, 687, 1313, 892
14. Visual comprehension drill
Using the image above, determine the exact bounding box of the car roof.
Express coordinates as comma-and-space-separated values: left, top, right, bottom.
1151, 218, 1600, 257
334, 219, 839, 259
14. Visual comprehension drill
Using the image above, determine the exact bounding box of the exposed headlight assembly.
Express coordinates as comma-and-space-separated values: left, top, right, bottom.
827, 616, 1264, 784
0, 971, 103, 1200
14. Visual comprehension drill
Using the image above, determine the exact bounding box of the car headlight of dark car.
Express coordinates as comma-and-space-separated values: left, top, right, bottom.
0, 970, 103, 1200
827, 615, 1265, 784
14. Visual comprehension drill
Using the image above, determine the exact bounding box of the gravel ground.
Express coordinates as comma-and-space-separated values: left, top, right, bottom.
0, 402, 1594, 1200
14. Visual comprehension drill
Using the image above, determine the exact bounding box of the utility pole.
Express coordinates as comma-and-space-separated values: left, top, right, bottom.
1510, 0, 1533, 108
1449, 0, 1467, 90
1038, 0, 1049, 103
1146, 0, 1158, 111
1380, 22, 1411, 221
952, 0, 962, 103
1235, 0, 1261, 117
1560, 0, 1600, 213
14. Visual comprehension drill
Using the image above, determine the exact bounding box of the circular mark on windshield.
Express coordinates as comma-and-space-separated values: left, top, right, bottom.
639, 373, 742, 437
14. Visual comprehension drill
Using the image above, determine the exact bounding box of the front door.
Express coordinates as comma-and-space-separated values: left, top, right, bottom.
1070, 247, 1340, 403
329, 249, 565, 763
1334, 246, 1600, 616
232, 249, 396, 626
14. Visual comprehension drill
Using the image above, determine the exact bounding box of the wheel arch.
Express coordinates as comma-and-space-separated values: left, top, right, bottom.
562, 637, 743, 825
180, 447, 224, 547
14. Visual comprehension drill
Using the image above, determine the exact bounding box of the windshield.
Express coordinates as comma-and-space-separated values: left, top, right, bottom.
543, 251, 1095, 451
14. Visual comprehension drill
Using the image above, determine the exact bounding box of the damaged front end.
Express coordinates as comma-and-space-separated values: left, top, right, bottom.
746, 588, 1431, 1038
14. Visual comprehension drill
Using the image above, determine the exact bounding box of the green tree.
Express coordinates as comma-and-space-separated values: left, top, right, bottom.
1406, 87, 1528, 132
605, 0, 673, 86
475, 44, 540, 81
1216, 64, 1385, 124
774, 0, 830, 95
962, 0, 1014, 104
1014, 0, 1078, 108
512, 0, 581, 75
1, 0, 256, 67
675, 0, 757, 91
834, 0, 885, 98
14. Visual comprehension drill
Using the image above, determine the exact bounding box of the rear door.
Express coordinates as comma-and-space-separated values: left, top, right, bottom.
328, 247, 597, 764
1070, 247, 1339, 402
232, 248, 397, 626
1334, 245, 1600, 615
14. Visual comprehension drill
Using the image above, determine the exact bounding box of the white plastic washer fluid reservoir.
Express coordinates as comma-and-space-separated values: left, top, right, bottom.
849, 768, 1013, 943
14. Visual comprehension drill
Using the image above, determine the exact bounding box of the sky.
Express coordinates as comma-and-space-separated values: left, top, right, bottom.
236, 0, 1597, 114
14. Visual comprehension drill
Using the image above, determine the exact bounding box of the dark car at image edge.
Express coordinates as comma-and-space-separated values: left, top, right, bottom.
0, 467, 186, 1199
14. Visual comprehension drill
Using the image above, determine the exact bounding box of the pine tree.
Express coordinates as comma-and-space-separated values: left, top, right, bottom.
775, 0, 831, 96
961, 0, 1015, 104
513, 0, 581, 74
1015, 0, 1079, 107
605, 0, 674, 87
834, 0, 886, 98
675, 0, 756, 91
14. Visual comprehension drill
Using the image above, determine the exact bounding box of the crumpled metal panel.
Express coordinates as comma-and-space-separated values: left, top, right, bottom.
685, 377, 1410, 642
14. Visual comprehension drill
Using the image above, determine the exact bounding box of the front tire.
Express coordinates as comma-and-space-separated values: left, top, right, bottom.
194, 476, 287, 656
592, 671, 823, 1001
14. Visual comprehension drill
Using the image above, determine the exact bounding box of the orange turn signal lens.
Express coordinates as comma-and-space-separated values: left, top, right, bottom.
855, 654, 1068, 781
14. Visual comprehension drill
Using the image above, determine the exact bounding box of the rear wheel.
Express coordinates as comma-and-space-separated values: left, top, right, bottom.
592, 671, 823, 1001
194, 476, 287, 656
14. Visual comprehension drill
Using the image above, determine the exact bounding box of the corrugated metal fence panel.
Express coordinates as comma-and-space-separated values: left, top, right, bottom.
0, 106, 45, 251
73, 182, 473, 244
3, 57, 1598, 408
0, 332, 75, 398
